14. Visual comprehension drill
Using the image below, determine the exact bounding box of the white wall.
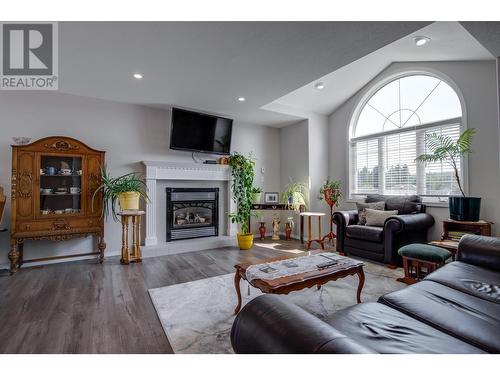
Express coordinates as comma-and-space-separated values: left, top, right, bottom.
277, 120, 309, 236
0, 92, 281, 268
307, 113, 330, 216
329, 61, 500, 238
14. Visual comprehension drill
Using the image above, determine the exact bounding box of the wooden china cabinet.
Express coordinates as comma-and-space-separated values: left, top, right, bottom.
9, 136, 106, 274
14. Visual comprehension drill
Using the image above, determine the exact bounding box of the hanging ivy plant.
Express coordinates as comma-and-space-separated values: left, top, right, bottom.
228, 152, 256, 234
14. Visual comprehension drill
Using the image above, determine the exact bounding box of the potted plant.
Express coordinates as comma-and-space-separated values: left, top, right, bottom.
228, 152, 256, 250
318, 177, 342, 243
251, 186, 263, 204
416, 128, 479, 221
318, 177, 342, 207
92, 166, 149, 221
281, 178, 309, 212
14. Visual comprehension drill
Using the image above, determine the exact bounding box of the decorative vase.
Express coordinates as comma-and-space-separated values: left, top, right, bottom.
252, 192, 262, 204
237, 233, 254, 250
258, 222, 266, 240
449, 196, 481, 221
285, 222, 292, 240
119, 191, 140, 211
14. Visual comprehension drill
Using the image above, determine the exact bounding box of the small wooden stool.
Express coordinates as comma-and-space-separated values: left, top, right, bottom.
397, 244, 452, 284
118, 210, 145, 264
300, 212, 326, 250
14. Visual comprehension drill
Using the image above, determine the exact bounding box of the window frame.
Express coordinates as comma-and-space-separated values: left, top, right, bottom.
347, 70, 468, 206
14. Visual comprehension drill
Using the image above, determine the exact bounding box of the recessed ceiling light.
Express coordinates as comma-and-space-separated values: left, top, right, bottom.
413, 36, 430, 47
314, 82, 325, 90
133, 73, 143, 79
238, 97, 246, 102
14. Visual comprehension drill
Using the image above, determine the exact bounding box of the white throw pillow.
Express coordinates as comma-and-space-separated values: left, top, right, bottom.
365, 208, 399, 227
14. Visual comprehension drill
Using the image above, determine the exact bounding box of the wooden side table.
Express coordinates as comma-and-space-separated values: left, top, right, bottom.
442, 219, 492, 239
300, 212, 326, 250
118, 210, 145, 264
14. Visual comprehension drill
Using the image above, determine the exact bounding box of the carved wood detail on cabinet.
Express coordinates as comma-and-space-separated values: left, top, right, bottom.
9, 136, 106, 274
43, 139, 80, 151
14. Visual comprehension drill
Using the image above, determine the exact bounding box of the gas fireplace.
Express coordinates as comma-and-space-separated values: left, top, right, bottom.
166, 187, 219, 241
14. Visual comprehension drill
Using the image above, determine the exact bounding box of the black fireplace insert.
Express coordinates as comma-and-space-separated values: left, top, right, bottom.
166, 187, 219, 241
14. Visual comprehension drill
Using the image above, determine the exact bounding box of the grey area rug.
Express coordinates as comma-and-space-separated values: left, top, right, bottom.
148, 260, 404, 354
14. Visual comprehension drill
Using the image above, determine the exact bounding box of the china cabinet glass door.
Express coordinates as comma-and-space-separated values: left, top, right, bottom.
39, 155, 83, 216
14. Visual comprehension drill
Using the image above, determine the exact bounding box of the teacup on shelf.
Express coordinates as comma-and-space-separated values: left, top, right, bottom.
54, 210, 64, 215
40, 188, 52, 195
41, 209, 51, 215
60, 168, 72, 175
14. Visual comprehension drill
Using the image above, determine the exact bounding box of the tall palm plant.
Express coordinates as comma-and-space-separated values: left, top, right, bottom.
415, 128, 475, 197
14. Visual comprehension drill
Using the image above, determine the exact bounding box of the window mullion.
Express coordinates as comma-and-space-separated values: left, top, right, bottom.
416, 129, 426, 195
378, 137, 385, 195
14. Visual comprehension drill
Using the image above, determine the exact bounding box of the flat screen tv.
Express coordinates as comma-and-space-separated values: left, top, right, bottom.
170, 107, 233, 155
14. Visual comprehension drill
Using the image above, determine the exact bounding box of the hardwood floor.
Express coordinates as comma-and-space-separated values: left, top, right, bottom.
0, 239, 311, 353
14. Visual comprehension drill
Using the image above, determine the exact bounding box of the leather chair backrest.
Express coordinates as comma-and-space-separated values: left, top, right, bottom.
365, 194, 424, 214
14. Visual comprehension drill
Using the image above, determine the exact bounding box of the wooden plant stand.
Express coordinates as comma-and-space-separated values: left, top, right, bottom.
321, 189, 338, 245
118, 210, 144, 264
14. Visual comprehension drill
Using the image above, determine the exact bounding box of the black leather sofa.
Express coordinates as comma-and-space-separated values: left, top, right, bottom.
231, 235, 500, 354
333, 195, 434, 265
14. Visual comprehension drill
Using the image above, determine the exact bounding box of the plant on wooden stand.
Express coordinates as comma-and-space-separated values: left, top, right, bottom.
415, 128, 479, 221
318, 177, 342, 206
318, 177, 342, 244
92, 166, 149, 222
228, 152, 256, 250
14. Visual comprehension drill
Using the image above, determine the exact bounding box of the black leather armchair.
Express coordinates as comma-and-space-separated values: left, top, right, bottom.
333, 195, 434, 265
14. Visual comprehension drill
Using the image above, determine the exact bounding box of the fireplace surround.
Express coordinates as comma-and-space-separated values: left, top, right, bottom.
141, 161, 236, 253
166, 188, 219, 241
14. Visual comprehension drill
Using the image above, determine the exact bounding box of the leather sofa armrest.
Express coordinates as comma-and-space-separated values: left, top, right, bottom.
231, 295, 375, 354
457, 234, 500, 271
384, 213, 435, 233
333, 210, 359, 253
333, 210, 358, 227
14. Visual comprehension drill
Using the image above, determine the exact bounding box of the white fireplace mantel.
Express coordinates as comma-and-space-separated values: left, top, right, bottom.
141, 161, 236, 247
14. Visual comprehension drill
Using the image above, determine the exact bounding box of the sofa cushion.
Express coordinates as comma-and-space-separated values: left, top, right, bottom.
424, 261, 500, 304
365, 208, 398, 227
379, 280, 500, 353
325, 302, 485, 353
355, 201, 385, 225
346, 225, 383, 243
398, 243, 452, 263
366, 194, 422, 214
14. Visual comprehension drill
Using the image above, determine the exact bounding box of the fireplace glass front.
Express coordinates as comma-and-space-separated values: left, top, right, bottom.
166, 188, 219, 241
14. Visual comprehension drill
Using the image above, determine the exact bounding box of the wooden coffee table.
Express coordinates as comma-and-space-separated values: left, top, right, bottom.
233, 251, 365, 314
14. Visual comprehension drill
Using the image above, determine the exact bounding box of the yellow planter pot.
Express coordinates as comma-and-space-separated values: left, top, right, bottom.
119, 191, 140, 211
237, 233, 254, 250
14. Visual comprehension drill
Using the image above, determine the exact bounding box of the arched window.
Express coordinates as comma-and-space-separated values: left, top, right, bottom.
349, 73, 464, 200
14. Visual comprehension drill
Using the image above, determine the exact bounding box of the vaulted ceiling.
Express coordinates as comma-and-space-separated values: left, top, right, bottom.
57, 21, 499, 126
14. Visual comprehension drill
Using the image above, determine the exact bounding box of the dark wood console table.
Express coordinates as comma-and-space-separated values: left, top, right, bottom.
249, 204, 305, 243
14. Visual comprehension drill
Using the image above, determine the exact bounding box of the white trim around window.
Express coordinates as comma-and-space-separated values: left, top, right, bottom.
346, 69, 469, 205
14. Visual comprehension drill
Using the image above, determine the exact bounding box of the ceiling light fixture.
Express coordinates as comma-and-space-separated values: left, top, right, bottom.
238, 97, 246, 102
133, 73, 143, 79
413, 36, 430, 47
314, 82, 325, 90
